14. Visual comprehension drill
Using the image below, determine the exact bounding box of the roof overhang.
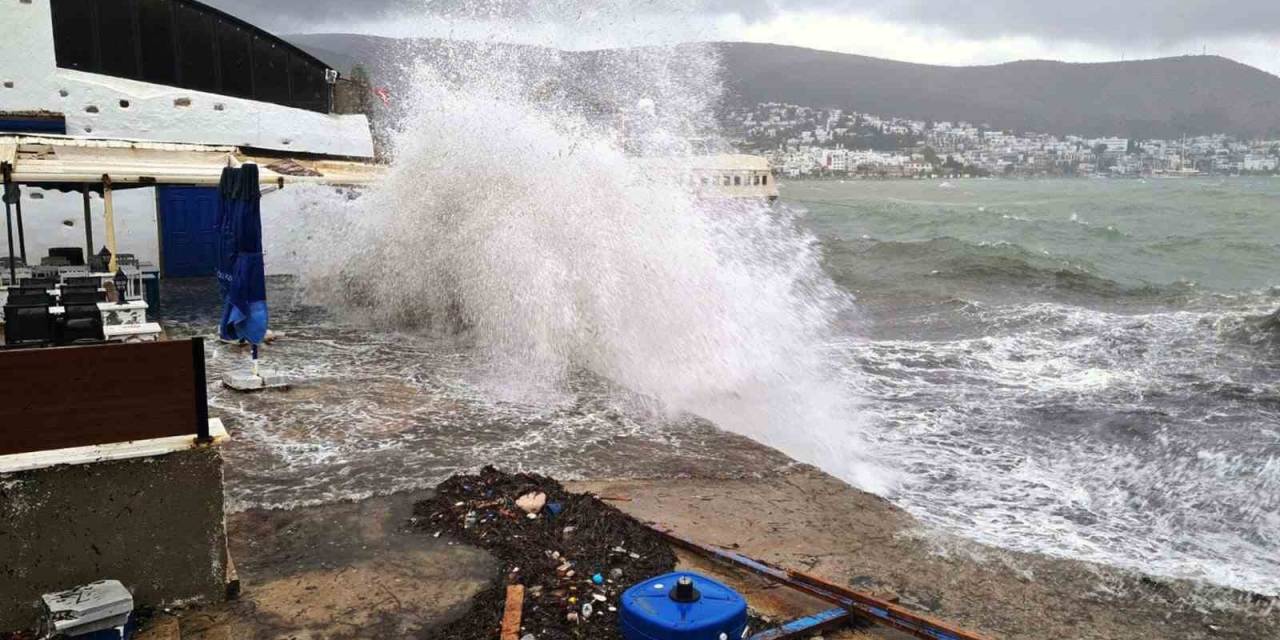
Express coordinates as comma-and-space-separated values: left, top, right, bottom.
0, 134, 385, 190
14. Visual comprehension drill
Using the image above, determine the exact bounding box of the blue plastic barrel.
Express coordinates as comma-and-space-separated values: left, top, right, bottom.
620, 572, 748, 640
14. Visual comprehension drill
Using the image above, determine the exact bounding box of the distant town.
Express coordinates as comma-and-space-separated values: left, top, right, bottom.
726, 102, 1280, 178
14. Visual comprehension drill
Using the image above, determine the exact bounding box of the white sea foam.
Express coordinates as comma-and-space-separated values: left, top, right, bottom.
843, 301, 1280, 596
269, 35, 889, 494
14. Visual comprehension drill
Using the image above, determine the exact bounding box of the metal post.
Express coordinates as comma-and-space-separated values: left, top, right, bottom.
2, 163, 15, 285
82, 185, 94, 266
14, 186, 25, 264
192, 337, 212, 444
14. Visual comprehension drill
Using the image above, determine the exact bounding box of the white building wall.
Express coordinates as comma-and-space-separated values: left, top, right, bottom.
0, 0, 375, 158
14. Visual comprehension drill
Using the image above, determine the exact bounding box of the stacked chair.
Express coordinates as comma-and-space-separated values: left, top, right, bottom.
55, 283, 105, 345
47, 247, 86, 266
20, 277, 55, 289
64, 276, 102, 288
3, 288, 55, 348
61, 287, 106, 305
59, 303, 104, 344
2, 280, 106, 348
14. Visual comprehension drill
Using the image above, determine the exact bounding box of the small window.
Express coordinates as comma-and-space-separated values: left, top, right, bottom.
734, 176, 742, 186
176, 4, 218, 93
762, 175, 769, 186
138, 0, 176, 85
51, 0, 96, 72
217, 22, 253, 98
722, 175, 732, 186
97, 1, 138, 79
753, 175, 761, 186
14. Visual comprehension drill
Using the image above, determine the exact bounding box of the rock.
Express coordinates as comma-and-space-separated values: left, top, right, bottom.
516, 492, 547, 514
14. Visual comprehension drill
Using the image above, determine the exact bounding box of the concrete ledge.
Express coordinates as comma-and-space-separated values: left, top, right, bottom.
0, 443, 230, 632
0, 419, 227, 475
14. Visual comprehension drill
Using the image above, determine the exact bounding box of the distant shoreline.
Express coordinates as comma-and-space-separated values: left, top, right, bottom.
775, 173, 1278, 182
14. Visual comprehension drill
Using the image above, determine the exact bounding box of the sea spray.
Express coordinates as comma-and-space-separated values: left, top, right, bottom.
269, 40, 892, 492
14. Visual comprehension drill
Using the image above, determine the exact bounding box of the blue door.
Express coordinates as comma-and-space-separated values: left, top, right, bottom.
159, 187, 220, 278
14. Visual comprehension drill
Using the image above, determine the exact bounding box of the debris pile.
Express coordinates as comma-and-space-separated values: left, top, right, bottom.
413, 467, 677, 640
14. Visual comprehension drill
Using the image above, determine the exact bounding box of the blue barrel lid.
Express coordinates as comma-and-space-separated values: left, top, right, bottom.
620, 572, 748, 640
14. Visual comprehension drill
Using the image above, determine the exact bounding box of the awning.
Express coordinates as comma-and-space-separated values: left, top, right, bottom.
0, 134, 385, 189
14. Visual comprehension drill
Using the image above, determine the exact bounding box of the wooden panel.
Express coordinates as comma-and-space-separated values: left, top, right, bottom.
0, 340, 204, 456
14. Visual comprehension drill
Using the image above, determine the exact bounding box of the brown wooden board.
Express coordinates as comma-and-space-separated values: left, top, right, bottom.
0, 340, 205, 456
500, 584, 524, 640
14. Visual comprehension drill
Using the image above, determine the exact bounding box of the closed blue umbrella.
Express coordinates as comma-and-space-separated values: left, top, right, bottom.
217, 164, 269, 371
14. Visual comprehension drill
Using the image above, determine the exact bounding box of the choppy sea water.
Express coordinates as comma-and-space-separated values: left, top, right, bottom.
167, 177, 1279, 597
798, 177, 1280, 596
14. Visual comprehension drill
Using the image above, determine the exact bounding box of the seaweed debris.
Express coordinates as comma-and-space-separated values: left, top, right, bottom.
412, 467, 677, 639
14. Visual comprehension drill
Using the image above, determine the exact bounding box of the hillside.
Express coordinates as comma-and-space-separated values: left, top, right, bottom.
287, 34, 1280, 139
718, 43, 1280, 139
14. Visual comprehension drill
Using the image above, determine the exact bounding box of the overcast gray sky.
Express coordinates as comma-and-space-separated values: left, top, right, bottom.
204, 0, 1280, 75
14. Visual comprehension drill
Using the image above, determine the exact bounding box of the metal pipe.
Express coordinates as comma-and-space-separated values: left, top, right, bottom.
652, 527, 994, 640
2, 163, 15, 284
749, 609, 852, 640
82, 185, 94, 266
14, 187, 25, 264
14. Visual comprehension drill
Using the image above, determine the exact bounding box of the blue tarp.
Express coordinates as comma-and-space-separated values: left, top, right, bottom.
217, 164, 269, 345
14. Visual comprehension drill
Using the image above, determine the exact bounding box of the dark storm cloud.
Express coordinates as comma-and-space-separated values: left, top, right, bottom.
201, 0, 1280, 44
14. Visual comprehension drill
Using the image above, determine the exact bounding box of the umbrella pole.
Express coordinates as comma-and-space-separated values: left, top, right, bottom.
103, 175, 118, 274
251, 344, 260, 377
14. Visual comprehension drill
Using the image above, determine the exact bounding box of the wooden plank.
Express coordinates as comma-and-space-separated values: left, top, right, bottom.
500, 584, 525, 640
0, 340, 202, 455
